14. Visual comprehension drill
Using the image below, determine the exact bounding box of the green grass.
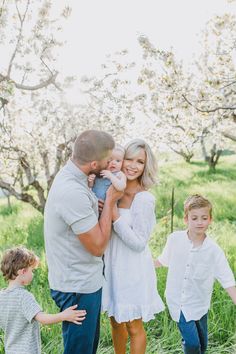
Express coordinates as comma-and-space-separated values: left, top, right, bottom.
0, 155, 236, 353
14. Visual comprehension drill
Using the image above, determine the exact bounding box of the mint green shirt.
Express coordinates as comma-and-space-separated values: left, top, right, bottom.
44, 160, 103, 293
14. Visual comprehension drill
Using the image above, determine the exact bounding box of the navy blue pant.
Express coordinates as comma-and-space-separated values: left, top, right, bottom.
177, 312, 208, 354
51, 288, 102, 354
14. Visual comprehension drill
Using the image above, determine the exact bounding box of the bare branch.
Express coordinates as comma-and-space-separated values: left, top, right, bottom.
7, 0, 30, 77
0, 72, 59, 91
0, 178, 43, 213
0, 0, 6, 18
13, 72, 59, 90
182, 94, 236, 113
223, 131, 236, 142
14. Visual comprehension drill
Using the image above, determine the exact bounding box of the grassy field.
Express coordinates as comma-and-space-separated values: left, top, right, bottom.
0, 155, 236, 353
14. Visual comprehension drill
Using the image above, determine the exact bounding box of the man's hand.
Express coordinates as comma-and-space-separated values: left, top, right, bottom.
112, 204, 119, 222
88, 174, 96, 188
98, 199, 104, 214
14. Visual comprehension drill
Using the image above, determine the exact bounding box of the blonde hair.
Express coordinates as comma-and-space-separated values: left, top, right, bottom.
184, 194, 212, 218
73, 130, 114, 164
124, 139, 157, 189
1, 246, 39, 281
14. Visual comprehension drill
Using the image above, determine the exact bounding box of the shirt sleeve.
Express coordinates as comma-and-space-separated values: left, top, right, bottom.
21, 290, 42, 323
158, 234, 173, 267
58, 189, 98, 234
214, 247, 236, 289
113, 192, 156, 252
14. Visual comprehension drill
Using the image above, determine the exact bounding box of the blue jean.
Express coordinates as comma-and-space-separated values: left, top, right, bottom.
177, 312, 208, 354
51, 288, 102, 354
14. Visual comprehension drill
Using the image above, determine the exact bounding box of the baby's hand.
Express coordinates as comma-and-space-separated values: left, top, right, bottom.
100, 170, 113, 179
61, 305, 86, 325
88, 174, 96, 188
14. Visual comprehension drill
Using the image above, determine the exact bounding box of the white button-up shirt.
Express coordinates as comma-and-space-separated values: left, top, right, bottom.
158, 230, 235, 322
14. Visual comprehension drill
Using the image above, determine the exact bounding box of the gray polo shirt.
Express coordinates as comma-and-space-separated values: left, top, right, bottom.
44, 160, 103, 293
0, 286, 41, 354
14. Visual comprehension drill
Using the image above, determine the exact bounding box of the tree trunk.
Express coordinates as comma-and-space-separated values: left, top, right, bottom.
2, 189, 12, 211
200, 135, 222, 171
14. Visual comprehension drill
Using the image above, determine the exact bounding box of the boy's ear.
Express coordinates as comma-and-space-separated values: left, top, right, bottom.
17, 268, 25, 276
184, 215, 188, 225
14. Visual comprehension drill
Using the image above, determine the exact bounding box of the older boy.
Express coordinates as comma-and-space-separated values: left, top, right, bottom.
155, 194, 236, 354
0, 246, 86, 354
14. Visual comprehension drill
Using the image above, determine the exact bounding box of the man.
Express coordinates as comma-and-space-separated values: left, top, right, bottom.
44, 130, 123, 354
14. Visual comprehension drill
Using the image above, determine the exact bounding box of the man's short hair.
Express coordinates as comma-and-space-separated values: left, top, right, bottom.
184, 194, 212, 218
1, 246, 38, 281
72, 130, 115, 164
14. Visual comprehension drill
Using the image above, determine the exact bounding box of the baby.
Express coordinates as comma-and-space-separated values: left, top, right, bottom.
88, 144, 127, 201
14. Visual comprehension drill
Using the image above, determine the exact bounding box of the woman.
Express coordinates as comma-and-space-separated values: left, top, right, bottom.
102, 139, 165, 354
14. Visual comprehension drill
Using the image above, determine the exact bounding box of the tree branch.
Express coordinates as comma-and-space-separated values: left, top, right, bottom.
0, 179, 43, 213
182, 94, 236, 113
223, 131, 236, 142
7, 0, 30, 77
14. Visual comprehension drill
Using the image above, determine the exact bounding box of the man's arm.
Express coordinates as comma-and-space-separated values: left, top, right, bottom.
35, 305, 86, 325
78, 186, 123, 256
225, 286, 236, 305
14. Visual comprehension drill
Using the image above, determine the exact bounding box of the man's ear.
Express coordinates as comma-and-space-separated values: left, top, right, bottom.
90, 161, 98, 170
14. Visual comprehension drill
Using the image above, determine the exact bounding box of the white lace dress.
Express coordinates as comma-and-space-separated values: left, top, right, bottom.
102, 191, 165, 323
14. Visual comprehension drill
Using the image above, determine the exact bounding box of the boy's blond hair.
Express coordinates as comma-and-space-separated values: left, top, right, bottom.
184, 194, 212, 218
0, 246, 38, 281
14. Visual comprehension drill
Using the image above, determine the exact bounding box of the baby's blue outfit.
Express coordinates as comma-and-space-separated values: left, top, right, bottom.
92, 177, 112, 201
92, 172, 119, 200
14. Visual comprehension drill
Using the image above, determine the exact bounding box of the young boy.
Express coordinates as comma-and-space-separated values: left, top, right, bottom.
155, 194, 236, 354
0, 246, 86, 354
88, 144, 127, 201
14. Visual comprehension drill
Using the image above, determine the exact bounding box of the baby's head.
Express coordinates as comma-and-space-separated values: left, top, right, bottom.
107, 144, 125, 172
1, 246, 39, 283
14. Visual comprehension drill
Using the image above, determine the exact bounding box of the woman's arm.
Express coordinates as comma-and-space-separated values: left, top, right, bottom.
113, 193, 156, 252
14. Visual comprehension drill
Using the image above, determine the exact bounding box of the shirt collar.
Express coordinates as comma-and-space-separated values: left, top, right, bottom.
185, 230, 210, 250
65, 159, 88, 187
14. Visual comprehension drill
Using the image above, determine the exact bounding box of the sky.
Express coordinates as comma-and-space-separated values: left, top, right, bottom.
56, 0, 235, 78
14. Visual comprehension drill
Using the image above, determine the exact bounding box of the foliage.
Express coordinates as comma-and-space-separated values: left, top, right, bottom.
0, 155, 235, 353
0, 0, 74, 212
